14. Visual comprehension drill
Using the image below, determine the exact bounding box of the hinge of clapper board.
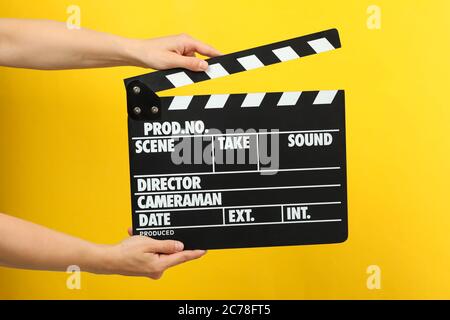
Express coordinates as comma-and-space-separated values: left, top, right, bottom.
124, 28, 341, 120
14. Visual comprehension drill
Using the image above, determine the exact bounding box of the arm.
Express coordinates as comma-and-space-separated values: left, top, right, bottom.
0, 18, 220, 70
0, 213, 206, 279
0, 19, 215, 278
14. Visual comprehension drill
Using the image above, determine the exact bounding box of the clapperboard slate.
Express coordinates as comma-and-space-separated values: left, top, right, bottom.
124, 29, 347, 249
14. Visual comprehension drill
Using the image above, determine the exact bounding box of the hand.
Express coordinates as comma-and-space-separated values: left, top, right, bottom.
100, 229, 206, 279
0, 19, 221, 71
126, 33, 221, 71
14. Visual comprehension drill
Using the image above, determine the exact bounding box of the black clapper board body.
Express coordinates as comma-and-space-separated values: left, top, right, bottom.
124, 29, 347, 250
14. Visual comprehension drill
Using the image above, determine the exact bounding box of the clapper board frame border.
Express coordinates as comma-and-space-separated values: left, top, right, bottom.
124, 28, 348, 249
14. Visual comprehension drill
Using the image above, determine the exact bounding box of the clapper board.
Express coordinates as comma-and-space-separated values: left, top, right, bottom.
124, 29, 347, 250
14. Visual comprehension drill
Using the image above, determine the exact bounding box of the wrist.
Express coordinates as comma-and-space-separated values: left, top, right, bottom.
118, 37, 146, 68
80, 243, 116, 275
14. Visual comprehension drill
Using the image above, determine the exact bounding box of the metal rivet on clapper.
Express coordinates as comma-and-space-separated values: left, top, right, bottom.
151, 106, 159, 114
133, 106, 142, 115
132, 86, 141, 94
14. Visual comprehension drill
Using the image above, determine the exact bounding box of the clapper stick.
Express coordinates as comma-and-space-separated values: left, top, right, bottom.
125, 28, 341, 119
124, 29, 348, 250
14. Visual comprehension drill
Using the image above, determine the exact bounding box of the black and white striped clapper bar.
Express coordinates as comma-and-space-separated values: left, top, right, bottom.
124, 29, 347, 249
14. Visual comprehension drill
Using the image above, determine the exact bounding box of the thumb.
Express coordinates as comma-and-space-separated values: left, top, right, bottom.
145, 239, 184, 254
168, 53, 208, 71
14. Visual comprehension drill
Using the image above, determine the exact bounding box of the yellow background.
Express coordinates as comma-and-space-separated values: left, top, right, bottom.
1, 0, 450, 299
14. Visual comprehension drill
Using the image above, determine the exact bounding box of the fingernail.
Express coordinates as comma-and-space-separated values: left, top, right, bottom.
175, 241, 184, 251
199, 60, 208, 70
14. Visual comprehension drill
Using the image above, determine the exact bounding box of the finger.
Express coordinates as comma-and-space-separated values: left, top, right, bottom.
188, 38, 222, 57
145, 239, 184, 254
159, 250, 206, 269
168, 52, 208, 71
127, 227, 132, 236
148, 271, 163, 280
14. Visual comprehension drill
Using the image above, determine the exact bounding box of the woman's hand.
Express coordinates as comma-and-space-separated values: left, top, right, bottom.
125, 33, 221, 71
103, 235, 206, 279
99, 228, 206, 279
0, 19, 220, 70
0, 20, 213, 277
0, 213, 206, 279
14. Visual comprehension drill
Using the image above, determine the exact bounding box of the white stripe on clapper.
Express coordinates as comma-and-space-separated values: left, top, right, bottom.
241, 93, 266, 107
166, 72, 194, 87
237, 55, 265, 70
205, 94, 230, 109
277, 92, 302, 106
313, 90, 338, 105
168, 96, 193, 110
307, 38, 335, 53
205, 63, 230, 79
272, 46, 300, 62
